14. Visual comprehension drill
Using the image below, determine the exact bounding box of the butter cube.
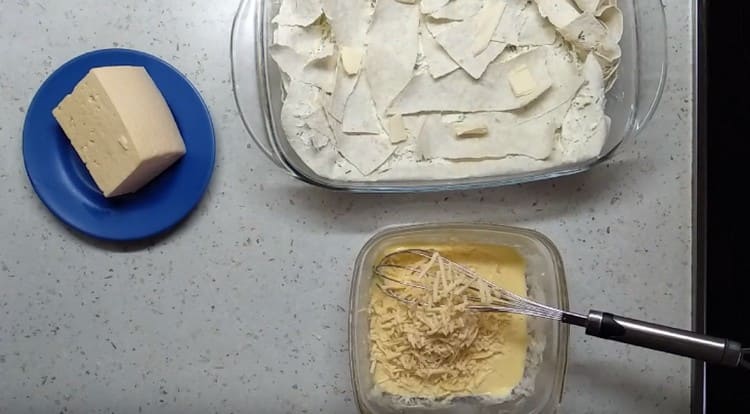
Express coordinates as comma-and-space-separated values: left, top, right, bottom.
388, 114, 408, 144
508, 65, 538, 97
453, 121, 489, 138
340, 47, 364, 75
53, 66, 186, 198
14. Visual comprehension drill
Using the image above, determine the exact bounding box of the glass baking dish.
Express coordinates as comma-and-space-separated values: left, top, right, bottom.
231, 0, 667, 192
349, 223, 571, 413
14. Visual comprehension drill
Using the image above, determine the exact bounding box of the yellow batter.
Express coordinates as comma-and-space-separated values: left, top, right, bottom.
369, 243, 528, 399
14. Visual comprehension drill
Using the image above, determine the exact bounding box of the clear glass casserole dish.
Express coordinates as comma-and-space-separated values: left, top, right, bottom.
231, 0, 667, 192
349, 223, 571, 413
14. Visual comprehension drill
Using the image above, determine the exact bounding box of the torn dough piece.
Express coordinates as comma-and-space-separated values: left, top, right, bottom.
431, 20, 507, 80
493, 0, 557, 46
390, 46, 553, 114
596, 0, 616, 15
534, 0, 580, 28
421, 0, 451, 13
270, 45, 336, 92
281, 82, 334, 153
559, 13, 609, 55
321, 0, 370, 48
561, 53, 609, 161
471, 1, 508, 55
302, 108, 333, 149
573, 0, 601, 13
342, 74, 382, 134
274, 24, 330, 55
453, 121, 489, 137
513, 43, 584, 121
273, 0, 323, 27
328, 63, 358, 121
388, 115, 409, 144
341, 47, 364, 75
403, 115, 427, 140
430, 0, 484, 21
417, 111, 558, 160
420, 23, 460, 78
598, 5, 624, 42
330, 117, 395, 175
365, 0, 420, 117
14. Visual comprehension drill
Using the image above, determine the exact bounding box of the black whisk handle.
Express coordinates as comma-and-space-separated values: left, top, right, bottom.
584, 310, 744, 368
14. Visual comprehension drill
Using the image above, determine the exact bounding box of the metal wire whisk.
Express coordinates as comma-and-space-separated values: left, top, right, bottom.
374, 249, 750, 370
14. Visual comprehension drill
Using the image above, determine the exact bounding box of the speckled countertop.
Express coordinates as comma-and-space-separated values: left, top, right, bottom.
0, 1, 693, 413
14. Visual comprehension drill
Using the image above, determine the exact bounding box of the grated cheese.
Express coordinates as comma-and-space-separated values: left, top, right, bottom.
369, 251, 514, 397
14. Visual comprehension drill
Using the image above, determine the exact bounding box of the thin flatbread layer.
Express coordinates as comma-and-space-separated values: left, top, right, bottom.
342, 73, 382, 134
273, 0, 323, 27
430, 0, 484, 21
328, 64, 358, 121
329, 116, 395, 175
364, 0, 420, 117
420, 22, 460, 78
430, 15, 507, 80
493, 0, 557, 46
534, 0, 580, 28
513, 43, 584, 121
389, 46, 553, 114
421, 0, 451, 14
321, 0, 370, 48
416, 111, 559, 160
561, 53, 609, 161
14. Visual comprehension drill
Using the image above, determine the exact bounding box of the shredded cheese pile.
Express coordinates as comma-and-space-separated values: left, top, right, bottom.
369, 251, 512, 396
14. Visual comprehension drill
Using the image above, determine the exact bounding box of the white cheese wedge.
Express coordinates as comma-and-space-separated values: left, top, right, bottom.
53, 66, 186, 198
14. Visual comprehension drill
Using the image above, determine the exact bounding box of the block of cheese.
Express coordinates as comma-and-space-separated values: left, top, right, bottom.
53, 66, 186, 198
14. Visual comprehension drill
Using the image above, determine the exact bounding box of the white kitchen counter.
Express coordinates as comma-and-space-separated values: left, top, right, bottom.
0, 1, 694, 412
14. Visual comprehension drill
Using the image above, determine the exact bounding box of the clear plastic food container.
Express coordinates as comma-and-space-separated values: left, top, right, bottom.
231, 0, 667, 192
348, 223, 571, 413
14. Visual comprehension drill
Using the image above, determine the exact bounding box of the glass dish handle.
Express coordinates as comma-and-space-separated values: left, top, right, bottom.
633, 0, 669, 135
231, 0, 288, 170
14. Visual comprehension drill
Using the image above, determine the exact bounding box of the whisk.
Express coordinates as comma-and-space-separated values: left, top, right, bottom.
375, 249, 750, 370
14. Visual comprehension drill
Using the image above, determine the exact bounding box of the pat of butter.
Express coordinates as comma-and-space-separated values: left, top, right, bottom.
53, 66, 186, 198
388, 115, 408, 144
508, 65, 538, 97
453, 121, 489, 138
341, 47, 364, 75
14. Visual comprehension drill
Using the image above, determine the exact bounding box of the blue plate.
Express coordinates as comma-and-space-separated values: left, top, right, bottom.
23, 49, 215, 242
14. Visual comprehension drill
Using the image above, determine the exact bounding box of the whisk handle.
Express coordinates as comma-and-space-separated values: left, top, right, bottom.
585, 310, 743, 368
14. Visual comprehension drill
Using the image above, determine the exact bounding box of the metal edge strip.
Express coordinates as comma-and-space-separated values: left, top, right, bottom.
692, 0, 708, 412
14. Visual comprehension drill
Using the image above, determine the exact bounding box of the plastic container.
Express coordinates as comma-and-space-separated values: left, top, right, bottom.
348, 223, 571, 413
231, 0, 667, 192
